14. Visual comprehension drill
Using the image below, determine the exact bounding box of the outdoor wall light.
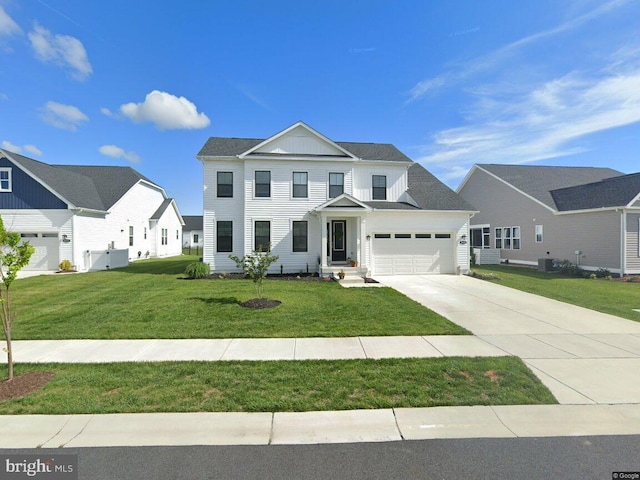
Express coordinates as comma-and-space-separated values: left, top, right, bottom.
61, 234, 71, 243
366, 235, 371, 241
459, 234, 467, 245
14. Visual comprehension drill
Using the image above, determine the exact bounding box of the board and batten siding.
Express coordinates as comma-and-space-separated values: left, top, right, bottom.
352, 164, 408, 202
0, 157, 67, 210
254, 124, 347, 156
625, 212, 640, 273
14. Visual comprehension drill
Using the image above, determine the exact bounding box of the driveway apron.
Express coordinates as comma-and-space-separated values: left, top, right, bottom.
380, 275, 640, 405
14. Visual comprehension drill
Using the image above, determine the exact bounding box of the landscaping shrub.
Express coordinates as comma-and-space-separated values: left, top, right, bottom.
58, 259, 73, 271
556, 259, 584, 277
184, 262, 210, 279
595, 267, 611, 279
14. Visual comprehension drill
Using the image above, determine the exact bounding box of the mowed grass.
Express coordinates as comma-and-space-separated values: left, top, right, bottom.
473, 264, 640, 321
11, 256, 468, 339
0, 358, 556, 414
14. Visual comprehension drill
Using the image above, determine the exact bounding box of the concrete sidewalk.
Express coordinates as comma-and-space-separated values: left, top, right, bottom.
8, 335, 506, 363
3, 405, 640, 448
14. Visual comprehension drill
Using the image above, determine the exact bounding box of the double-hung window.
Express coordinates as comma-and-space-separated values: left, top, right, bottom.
161, 228, 168, 245
255, 171, 271, 197
292, 221, 308, 252
129, 226, 134, 246
495, 228, 502, 249
0, 168, 11, 192
293, 172, 308, 198
329, 172, 344, 198
372, 175, 387, 200
496, 226, 521, 249
216, 221, 233, 252
217, 172, 233, 198
535, 225, 543, 243
254, 221, 270, 250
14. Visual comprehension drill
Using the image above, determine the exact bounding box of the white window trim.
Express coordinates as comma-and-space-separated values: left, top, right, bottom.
535, 225, 543, 243
253, 170, 271, 199
496, 226, 520, 250
291, 219, 308, 253
0, 168, 12, 192
292, 171, 309, 199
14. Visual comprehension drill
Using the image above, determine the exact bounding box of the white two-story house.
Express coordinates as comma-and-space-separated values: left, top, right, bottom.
196, 122, 476, 277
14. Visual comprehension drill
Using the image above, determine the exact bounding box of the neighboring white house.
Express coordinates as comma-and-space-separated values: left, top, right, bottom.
196, 122, 476, 277
182, 215, 203, 250
0, 149, 185, 272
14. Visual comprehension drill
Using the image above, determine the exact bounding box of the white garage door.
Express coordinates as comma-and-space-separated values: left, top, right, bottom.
372, 233, 455, 275
21, 233, 60, 271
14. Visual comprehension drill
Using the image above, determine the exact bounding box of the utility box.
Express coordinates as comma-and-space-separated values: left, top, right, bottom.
538, 258, 554, 272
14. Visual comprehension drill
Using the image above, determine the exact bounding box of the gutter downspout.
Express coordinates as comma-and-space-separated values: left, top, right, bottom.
620, 208, 626, 277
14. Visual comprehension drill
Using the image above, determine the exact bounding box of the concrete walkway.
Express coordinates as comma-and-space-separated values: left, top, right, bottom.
4, 274, 640, 448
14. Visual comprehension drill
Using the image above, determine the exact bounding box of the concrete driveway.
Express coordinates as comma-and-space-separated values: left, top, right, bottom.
380, 275, 640, 405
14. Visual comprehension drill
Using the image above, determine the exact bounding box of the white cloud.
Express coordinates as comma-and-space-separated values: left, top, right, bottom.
417, 66, 640, 181
100, 107, 117, 118
0, 93, 7, 101
28, 22, 92, 81
120, 90, 210, 130
24, 145, 43, 156
99, 145, 141, 164
407, 0, 632, 102
1, 140, 21, 153
40, 101, 89, 131
0, 6, 22, 37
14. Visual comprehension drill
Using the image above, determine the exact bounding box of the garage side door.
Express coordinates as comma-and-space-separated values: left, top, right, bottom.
373, 233, 455, 275
21, 233, 60, 271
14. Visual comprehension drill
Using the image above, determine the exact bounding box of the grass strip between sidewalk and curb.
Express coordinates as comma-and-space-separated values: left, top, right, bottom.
0, 357, 556, 414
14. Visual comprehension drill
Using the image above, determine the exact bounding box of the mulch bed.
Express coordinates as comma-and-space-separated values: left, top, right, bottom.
239, 298, 282, 309
0, 371, 55, 401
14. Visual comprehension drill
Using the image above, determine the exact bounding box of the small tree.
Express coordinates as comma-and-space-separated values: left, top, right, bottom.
0, 216, 35, 381
229, 245, 279, 299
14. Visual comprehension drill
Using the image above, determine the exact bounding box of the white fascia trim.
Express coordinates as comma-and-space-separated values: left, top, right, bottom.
1, 149, 76, 209
473, 165, 558, 214
626, 191, 640, 207
239, 154, 356, 162
455, 164, 479, 193
238, 121, 359, 160
313, 193, 373, 212
554, 206, 628, 215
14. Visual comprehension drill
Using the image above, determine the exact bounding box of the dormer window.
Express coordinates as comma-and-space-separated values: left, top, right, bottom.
0, 168, 11, 192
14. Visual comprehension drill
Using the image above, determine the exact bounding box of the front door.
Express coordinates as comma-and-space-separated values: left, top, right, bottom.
331, 220, 347, 262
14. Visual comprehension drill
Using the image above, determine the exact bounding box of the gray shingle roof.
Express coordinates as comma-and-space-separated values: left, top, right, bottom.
551, 172, 640, 211
3, 150, 158, 211
182, 215, 203, 231
150, 198, 174, 220
479, 164, 622, 209
408, 163, 476, 211
197, 137, 413, 163
364, 201, 420, 210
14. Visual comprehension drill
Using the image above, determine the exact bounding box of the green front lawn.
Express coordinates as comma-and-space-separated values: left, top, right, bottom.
0, 358, 556, 414
11, 256, 468, 339
472, 264, 640, 321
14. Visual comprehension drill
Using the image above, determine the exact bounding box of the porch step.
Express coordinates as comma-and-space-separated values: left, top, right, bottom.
338, 274, 365, 285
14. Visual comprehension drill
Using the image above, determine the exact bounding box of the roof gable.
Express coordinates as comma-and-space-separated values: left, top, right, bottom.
182, 215, 203, 231
1, 149, 161, 212
196, 122, 413, 163
242, 122, 356, 159
313, 193, 372, 212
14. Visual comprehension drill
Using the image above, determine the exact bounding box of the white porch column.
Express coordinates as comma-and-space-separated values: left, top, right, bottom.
359, 217, 367, 269
320, 212, 329, 270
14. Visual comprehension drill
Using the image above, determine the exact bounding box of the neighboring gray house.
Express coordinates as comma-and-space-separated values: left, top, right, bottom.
457, 164, 640, 275
182, 215, 203, 249
197, 121, 476, 277
0, 149, 184, 272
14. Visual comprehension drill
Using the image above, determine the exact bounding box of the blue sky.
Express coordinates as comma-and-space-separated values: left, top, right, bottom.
1, 1, 639, 215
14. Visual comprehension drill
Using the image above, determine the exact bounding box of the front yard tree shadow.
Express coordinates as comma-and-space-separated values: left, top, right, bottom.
229, 245, 280, 309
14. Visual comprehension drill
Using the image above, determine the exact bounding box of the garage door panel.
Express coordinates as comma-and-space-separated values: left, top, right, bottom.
22, 234, 59, 271
373, 235, 454, 275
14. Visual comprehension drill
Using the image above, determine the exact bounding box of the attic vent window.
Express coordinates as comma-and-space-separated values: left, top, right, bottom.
0, 168, 11, 192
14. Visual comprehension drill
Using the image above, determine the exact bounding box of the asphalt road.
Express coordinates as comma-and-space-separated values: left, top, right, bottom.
3, 436, 639, 479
